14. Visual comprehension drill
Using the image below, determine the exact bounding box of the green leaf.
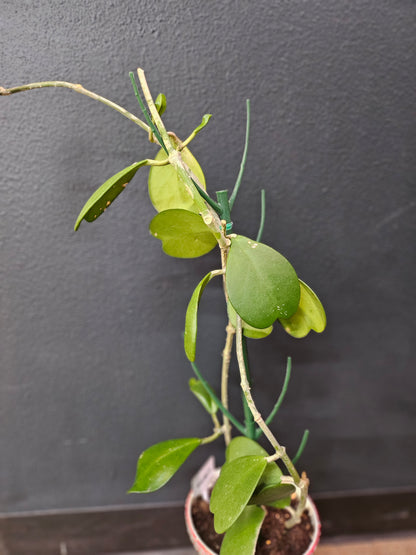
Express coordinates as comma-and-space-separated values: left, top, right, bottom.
129, 438, 201, 493
149, 209, 217, 258
226, 235, 300, 328
220, 505, 266, 555
225, 436, 269, 461
210, 455, 267, 534
184, 271, 218, 361
155, 93, 166, 115
74, 161, 147, 231
189, 378, 217, 415
269, 497, 291, 509
148, 138, 206, 213
249, 482, 296, 506
225, 437, 283, 499
191, 114, 212, 136
279, 279, 326, 338
227, 303, 273, 339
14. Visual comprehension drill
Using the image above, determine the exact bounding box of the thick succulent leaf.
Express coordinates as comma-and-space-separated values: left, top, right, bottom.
210, 455, 267, 534
279, 279, 327, 338
129, 438, 201, 493
189, 378, 217, 415
226, 236, 300, 328
148, 138, 206, 213
227, 303, 273, 339
249, 482, 296, 505
225, 436, 269, 462
149, 209, 217, 258
74, 161, 148, 230
155, 93, 166, 115
220, 505, 266, 555
184, 271, 217, 361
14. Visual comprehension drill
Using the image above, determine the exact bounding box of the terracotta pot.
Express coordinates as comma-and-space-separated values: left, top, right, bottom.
185, 489, 321, 555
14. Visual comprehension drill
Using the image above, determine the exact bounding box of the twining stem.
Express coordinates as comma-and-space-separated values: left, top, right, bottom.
0, 81, 150, 132
221, 322, 235, 445
235, 316, 308, 526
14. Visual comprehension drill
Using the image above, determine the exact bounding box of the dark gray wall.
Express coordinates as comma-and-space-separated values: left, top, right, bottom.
1, 0, 415, 513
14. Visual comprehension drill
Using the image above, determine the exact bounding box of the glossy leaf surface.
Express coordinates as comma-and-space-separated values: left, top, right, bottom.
149, 209, 217, 258
225, 436, 269, 461
227, 303, 273, 339
226, 236, 300, 328
184, 271, 217, 361
210, 455, 267, 533
189, 378, 217, 415
249, 482, 296, 505
279, 279, 326, 338
129, 438, 201, 493
220, 505, 266, 555
74, 161, 147, 230
148, 138, 206, 213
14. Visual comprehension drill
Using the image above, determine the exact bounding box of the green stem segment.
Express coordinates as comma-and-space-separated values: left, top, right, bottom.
0, 81, 150, 132
229, 99, 251, 209
191, 362, 246, 436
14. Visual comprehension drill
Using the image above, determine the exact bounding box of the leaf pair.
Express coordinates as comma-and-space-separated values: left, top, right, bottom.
226, 235, 326, 337
211, 437, 295, 537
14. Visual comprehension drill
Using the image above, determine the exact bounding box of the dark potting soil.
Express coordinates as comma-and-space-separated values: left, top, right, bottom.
191, 496, 313, 555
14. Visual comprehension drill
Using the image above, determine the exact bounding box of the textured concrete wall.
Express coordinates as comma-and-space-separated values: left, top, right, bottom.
1, 0, 415, 512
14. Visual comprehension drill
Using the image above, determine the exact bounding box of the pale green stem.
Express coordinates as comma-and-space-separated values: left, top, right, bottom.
0, 81, 150, 132
221, 322, 235, 445
201, 427, 225, 445
235, 316, 308, 527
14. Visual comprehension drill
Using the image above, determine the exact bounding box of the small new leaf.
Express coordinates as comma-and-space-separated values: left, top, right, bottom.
129, 438, 201, 493
210, 455, 267, 534
155, 93, 166, 115
74, 160, 148, 230
191, 114, 212, 136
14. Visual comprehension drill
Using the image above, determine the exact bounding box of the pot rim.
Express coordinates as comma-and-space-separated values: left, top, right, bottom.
185, 488, 321, 555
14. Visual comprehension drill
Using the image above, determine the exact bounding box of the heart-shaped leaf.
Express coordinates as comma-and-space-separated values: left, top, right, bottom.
189, 378, 217, 415
227, 303, 273, 339
74, 160, 148, 230
184, 271, 218, 361
226, 236, 300, 328
279, 279, 326, 338
129, 438, 201, 493
220, 505, 266, 555
148, 138, 206, 213
225, 437, 283, 498
210, 455, 267, 534
226, 436, 269, 462
149, 209, 217, 258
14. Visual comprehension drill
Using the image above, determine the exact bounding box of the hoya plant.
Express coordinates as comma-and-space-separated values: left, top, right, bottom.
1, 69, 326, 554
